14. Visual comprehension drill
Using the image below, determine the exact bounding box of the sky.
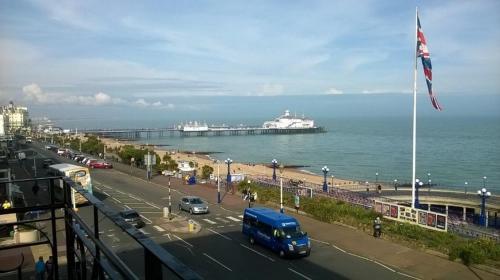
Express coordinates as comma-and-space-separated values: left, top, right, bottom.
0, 0, 499, 114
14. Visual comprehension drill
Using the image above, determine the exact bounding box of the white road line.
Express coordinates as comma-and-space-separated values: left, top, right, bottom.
128, 195, 141, 200
207, 228, 232, 241
288, 268, 312, 280
372, 260, 396, 273
172, 234, 193, 247
103, 191, 110, 196
203, 219, 217, 225
309, 238, 330, 245
130, 206, 157, 209
141, 212, 163, 214
203, 253, 232, 272
139, 228, 150, 235
124, 205, 131, 210
238, 215, 243, 218
153, 226, 165, 232
162, 233, 172, 240
145, 202, 161, 209
112, 197, 122, 204
397, 272, 421, 280
226, 216, 241, 222
139, 215, 152, 224
215, 217, 229, 223
332, 245, 346, 253
116, 190, 126, 194
239, 244, 275, 262
121, 202, 145, 205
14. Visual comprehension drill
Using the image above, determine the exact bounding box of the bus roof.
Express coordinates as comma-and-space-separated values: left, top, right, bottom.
49, 163, 86, 172
244, 207, 298, 228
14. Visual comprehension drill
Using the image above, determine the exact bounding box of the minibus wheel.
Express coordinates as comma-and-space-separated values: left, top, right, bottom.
279, 250, 286, 258
249, 236, 255, 245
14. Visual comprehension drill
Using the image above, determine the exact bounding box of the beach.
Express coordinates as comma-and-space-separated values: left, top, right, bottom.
100, 137, 359, 189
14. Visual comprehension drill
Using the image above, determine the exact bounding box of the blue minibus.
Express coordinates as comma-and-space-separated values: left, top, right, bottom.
242, 207, 311, 258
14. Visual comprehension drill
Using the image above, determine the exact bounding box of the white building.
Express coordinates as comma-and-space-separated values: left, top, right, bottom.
0, 115, 5, 136
1, 101, 30, 133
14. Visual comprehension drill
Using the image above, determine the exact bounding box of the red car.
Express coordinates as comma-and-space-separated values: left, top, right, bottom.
89, 161, 113, 169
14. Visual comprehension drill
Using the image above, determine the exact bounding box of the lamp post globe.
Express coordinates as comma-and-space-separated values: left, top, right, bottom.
271, 159, 278, 181
375, 172, 379, 183
483, 176, 487, 188
415, 179, 424, 209
477, 188, 491, 227
394, 179, 398, 191
322, 166, 329, 192
225, 158, 233, 185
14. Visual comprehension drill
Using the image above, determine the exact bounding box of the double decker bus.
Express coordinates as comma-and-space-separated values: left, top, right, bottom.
48, 163, 92, 208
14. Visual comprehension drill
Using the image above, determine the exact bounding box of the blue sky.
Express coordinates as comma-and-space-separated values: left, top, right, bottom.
0, 0, 499, 110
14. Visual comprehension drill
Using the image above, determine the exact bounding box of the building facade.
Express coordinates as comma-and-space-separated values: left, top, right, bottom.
1, 101, 30, 133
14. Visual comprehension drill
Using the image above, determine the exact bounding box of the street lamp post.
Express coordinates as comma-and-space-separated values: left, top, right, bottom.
331, 175, 334, 190
427, 173, 431, 192
415, 179, 424, 209
483, 176, 487, 188
322, 166, 329, 192
271, 159, 278, 181
394, 179, 398, 191
477, 188, 491, 227
279, 164, 284, 213
225, 158, 232, 192
375, 172, 379, 183
464, 181, 468, 195
168, 175, 172, 219
217, 161, 221, 203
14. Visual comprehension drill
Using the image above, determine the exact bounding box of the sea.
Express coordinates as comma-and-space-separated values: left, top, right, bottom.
34, 93, 500, 191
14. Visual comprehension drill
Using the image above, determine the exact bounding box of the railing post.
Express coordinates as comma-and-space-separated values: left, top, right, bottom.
145, 249, 162, 280
93, 205, 104, 279
64, 180, 75, 280
49, 178, 59, 280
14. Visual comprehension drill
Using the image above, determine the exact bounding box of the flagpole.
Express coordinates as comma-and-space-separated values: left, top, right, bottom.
411, 7, 418, 209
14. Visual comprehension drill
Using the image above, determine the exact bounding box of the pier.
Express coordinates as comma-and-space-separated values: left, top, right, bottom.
79, 126, 326, 139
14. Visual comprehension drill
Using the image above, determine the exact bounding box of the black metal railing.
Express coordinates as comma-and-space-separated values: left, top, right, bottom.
0, 176, 202, 280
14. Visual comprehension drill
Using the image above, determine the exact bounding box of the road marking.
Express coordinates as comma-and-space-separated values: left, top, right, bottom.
207, 228, 232, 241
139, 228, 150, 235
288, 268, 312, 280
238, 215, 243, 219
124, 205, 131, 210
203, 253, 232, 272
309, 238, 330, 245
163, 233, 172, 240
202, 219, 217, 225
397, 272, 421, 280
139, 215, 152, 224
141, 211, 163, 214
215, 217, 229, 223
239, 244, 275, 262
153, 226, 165, 232
145, 202, 161, 209
332, 245, 346, 253
116, 190, 125, 194
226, 216, 241, 222
103, 191, 110, 196
128, 195, 141, 200
121, 202, 145, 205
172, 234, 193, 247
112, 197, 122, 204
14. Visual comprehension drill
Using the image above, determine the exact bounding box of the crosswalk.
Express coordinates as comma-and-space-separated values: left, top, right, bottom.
200, 215, 243, 227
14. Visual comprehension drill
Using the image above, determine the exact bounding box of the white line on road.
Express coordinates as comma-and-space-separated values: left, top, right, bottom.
124, 205, 131, 210
288, 268, 312, 280
141, 212, 163, 214
120, 202, 145, 205
239, 244, 275, 262
238, 215, 243, 219
215, 217, 229, 223
332, 245, 346, 253
116, 190, 126, 194
203, 253, 232, 272
397, 272, 421, 280
207, 228, 232, 241
139, 215, 152, 224
162, 233, 172, 240
103, 191, 110, 196
172, 234, 193, 248
112, 197, 122, 204
128, 195, 141, 200
145, 201, 161, 209
153, 226, 165, 232
139, 228, 150, 235
226, 216, 241, 222
202, 219, 217, 225
309, 238, 330, 246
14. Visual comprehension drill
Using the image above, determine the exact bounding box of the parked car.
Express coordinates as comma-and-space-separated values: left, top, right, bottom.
89, 161, 113, 169
119, 209, 145, 228
178, 196, 209, 214
86, 159, 98, 167
42, 159, 54, 168
45, 145, 58, 152
82, 158, 93, 165
73, 155, 85, 162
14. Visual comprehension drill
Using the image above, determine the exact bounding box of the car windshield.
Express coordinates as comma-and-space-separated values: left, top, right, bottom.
123, 212, 139, 219
189, 198, 203, 204
281, 226, 304, 238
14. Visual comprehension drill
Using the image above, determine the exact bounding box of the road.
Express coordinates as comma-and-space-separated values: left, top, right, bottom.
26, 143, 414, 280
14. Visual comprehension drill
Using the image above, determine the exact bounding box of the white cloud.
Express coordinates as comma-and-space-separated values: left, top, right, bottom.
21, 83, 169, 108
325, 87, 343, 95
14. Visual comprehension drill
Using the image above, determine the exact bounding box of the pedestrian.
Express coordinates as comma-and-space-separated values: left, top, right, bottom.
252, 191, 257, 202
248, 193, 253, 208
373, 217, 382, 238
2, 199, 11, 209
294, 193, 300, 213
35, 256, 45, 280
32, 181, 40, 196
45, 256, 54, 279
242, 188, 248, 200
377, 184, 382, 194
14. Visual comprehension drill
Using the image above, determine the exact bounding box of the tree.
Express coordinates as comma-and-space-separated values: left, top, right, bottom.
201, 165, 214, 179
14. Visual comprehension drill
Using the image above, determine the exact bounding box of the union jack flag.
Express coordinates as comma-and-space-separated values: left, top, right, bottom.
417, 15, 442, 111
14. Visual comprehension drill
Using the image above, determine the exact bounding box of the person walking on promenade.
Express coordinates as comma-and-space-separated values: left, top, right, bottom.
45, 256, 54, 279
294, 193, 300, 213
32, 181, 40, 196
373, 217, 382, 238
35, 256, 45, 280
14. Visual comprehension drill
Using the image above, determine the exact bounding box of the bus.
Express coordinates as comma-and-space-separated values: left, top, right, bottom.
48, 163, 92, 208
242, 207, 310, 258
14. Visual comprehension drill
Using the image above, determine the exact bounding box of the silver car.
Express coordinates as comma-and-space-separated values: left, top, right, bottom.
179, 196, 209, 214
